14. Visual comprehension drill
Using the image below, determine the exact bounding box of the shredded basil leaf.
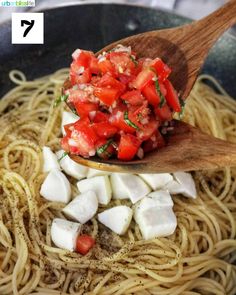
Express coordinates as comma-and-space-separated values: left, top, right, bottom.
130, 55, 138, 66
58, 151, 68, 162
96, 139, 113, 157
154, 79, 166, 108
71, 108, 78, 115
124, 111, 140, 130
54, 94, 69, 107
149, 67, 157, 74
149, 67, 166, 107
179, 97, 185, 119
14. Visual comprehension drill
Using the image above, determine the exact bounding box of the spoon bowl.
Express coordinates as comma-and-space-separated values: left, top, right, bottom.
67, 0, 236, 173
70, 120, 236, 173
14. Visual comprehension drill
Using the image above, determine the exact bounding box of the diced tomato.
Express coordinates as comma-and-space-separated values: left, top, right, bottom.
109, 52, 136, 74
110, 109, 139, 134
110, 112, 135, 133
142, 130, 165, 153
121, 90, 144, 106
155, 104, 172, 121
131, 68, 155, 90
91, 76, 101, 85
109, 51, 135, 70
73, 118, 98, 143
61, 136, 70, 152
67, 88, 90, 104
164, 79, 181, 112
150, 58, 171, 82
94, 87, 120, 106
98, 60, 117, 77
118, 134, 141, 161
96, 138, 116, 159
93, 111, 110, 123
90, 56, 99, 74
95, 73, 126, 94
132, 102, 150, 123
70, 68, 91, 84
118, 74, 136, 85
76, 235, 95, 255
142, 82, 160, 107
137, 119, 159, 141
74, 102, 98, 118
72, 50, 92, 68
63, 123, 75, 137
92, 122, 118, 138
133, 58, 145, 75
71, 124, 98, 157
160, 83, 167, 97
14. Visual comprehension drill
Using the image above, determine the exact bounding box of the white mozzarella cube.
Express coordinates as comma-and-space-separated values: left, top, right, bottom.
42, 146, 60, 173
138, 173, 173, 190
51, 218, 81, 251
40, 169, 71, 203
56, 150, 88, 180
137, 190, 174, 212
110, 174, 150, 203
135, 207, 177, 240
110, 173, 129, 200
63, 191, 98, 224
87, 168, 111, 178
61, 111, 79, 136
164, 172, 197, 199
77, 176, 112, 205
173, 172, 197, 199
98, 206, 133, 235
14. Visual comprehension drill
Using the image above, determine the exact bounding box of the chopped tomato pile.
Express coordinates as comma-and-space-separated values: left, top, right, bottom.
61, 45, 182, 161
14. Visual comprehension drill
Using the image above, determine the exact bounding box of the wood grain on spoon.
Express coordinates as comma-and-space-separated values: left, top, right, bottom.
68, 0, 236, 173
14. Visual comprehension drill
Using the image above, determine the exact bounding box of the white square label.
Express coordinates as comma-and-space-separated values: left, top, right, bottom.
12, 13, 44, 44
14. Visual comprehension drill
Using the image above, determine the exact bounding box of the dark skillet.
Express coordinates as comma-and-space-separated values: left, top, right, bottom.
0, 4, 236, 98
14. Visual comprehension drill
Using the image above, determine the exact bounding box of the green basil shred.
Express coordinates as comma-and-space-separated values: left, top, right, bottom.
72, 108, 78, 115
58, 151, 68, 162
149, 67, 166, 107
124, 111, 140, 130
154, 79, 166, 107
130, 55, 138, 67
97, 139, 113, 157
54, 94, 69, 107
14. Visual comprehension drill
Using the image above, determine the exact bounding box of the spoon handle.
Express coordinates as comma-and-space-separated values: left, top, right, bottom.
193, 0, 236, 44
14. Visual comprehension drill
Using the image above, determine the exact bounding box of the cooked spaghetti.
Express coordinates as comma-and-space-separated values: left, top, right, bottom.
0, 69, 236, 295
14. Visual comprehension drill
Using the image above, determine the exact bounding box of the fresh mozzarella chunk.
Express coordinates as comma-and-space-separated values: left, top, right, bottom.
51, 218, 81, 251
40, 169, 71, 203
77, 176, 111, 205
98, 206, 133, 235
136, 190, 174, 212
138, 173, 173, 190
110, 174, 150, 203
110, 173, 129, 200
61, 111, 79, 136
164, 172, 197, 199
134, 206, 177, 240
42, 146, 60, 173
87, 168, 111, 178
173, 172, 197, 198
56, 150, 88, 180
63, 191, 98, 224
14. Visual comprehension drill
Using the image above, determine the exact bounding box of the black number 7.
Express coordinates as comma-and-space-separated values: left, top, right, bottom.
21, 20, 35, 37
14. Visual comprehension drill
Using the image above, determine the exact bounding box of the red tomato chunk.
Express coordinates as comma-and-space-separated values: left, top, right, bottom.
62, 45, 182, 160
76, 235, 95, 255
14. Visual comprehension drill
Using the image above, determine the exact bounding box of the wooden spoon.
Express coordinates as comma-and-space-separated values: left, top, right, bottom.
69, 0, 236, 173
